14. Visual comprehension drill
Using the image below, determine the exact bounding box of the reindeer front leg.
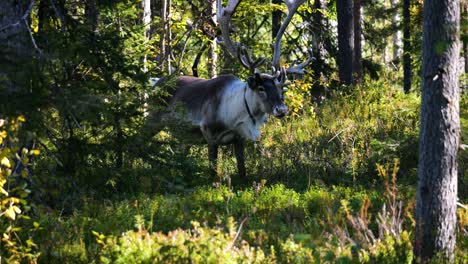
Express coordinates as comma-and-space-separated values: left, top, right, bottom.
208, 144, 219, 179
234, 139, 246, 180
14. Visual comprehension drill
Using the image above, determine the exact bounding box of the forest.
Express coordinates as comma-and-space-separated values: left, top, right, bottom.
0, 0, 466, 263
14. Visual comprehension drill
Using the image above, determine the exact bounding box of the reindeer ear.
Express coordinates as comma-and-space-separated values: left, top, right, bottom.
247, 76, 257, 89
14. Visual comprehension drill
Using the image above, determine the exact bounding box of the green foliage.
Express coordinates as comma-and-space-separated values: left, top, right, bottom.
243, 76, 420, 189
33, 180, 407, 262
0, 117, 40, 262
97, 220, 269, 264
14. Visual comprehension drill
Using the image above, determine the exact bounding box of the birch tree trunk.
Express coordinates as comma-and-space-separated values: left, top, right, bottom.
160, 0, 167, 72
142, 0, 151, 71
415, 0, 460, 262
391, 0, 402, 61
207, 0, 218, 78
463, 3, 468, 74
166, 0, 172, 74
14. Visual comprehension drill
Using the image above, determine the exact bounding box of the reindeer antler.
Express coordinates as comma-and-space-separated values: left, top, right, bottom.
271, 0, 312, 78
217, 0, 311, 81
217, 0, 266, 73
285, 49, 315, 75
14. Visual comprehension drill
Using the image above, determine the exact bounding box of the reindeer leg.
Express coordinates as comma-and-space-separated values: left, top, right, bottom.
234, 139, 246, 180
208, 144, 219, 179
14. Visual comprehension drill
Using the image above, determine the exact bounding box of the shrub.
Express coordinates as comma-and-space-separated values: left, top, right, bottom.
0, 117, 40, 262
96, 220, 270, 264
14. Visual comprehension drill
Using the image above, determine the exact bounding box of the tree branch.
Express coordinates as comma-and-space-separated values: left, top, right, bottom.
23, 19, 43, 55
0, 0, 35, 32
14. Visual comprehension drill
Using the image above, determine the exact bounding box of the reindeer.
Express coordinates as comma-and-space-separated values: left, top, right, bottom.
146, 0, 312, 180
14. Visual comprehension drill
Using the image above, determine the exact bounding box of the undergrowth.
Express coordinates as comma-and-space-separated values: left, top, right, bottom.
34, 160, 466, 263
1, 78, 467, 262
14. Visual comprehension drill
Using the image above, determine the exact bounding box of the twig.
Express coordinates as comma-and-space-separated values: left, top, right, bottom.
228, 215, 249, 250
176, 23, 197, 73
328, 126, 351, 143
68, 111, 82, 130
250, 15, 268, 39
23, 19, 43, 55
457, 201, 467, 209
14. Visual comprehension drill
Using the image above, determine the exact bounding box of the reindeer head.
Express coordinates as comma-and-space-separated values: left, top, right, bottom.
217, 0, 312, 119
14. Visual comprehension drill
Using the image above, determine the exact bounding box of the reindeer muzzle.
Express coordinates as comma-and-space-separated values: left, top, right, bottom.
273, 104, 288, 118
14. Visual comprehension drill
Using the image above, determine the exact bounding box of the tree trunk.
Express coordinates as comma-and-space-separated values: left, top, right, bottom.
85, 0, 99, 32
142, 0, 151, 71
272, 0, 282, 40
114, 113, 123, 169
415, 0, 460, 262
160, 0, 167, 72
391, 0, 402, 61
207, 0, 217, 78
352, 0, 362, 84
166, 0, 172, 74
465, 37, 468, 74
336, 0, 354, 85
463, 3, 468, 74
310, 0, 327, 101
0, 0, 33, 96
403, 0, 412, 93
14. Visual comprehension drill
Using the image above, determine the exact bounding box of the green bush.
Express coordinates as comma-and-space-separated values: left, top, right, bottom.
97, 220, 269, 264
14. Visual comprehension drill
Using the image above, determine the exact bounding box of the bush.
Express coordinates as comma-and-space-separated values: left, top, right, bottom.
0, 117, 40, 262
96, 220, 269, 264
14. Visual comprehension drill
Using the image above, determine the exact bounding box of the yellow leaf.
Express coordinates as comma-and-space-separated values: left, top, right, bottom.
1, 157, 10, 168
0, 130, 6, 138
0, 188, 8, 196
31, 149, 40, 155
0, 137, 2, 145
12, 206, 21, 214
17, 116, 26, 122
5, 207, 16, 220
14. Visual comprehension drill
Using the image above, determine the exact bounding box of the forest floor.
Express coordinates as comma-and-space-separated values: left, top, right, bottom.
4, 79, 467, 263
